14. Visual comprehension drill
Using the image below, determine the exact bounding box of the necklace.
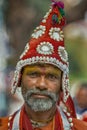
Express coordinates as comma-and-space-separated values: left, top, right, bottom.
30, 116, 54, 128
31, 116, 55, 129
31, 119, 50, 128
30, 113, 55, 128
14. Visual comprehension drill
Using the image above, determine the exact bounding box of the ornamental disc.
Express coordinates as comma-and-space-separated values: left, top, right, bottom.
58, 46, 68, 62
31, 25, 46, 39
49, 27, 64, 41
36, 42, 54, 55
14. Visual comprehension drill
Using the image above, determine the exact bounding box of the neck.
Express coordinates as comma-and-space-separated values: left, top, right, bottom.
24, 103, 57, 123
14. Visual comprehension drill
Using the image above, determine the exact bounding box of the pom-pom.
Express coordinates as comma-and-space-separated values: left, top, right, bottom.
52, 0, 64, 9
51, 0, 65, 25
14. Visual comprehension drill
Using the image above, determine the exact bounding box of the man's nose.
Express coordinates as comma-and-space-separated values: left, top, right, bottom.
36, 76, 47, 90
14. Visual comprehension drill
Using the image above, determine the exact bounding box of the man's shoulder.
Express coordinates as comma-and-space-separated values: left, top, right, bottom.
0, 109, 21, 130
0, 117, 9, 130
73, 118, 87, 130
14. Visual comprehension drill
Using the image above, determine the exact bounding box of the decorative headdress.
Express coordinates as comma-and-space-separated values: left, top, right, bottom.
11, 0, 76, 128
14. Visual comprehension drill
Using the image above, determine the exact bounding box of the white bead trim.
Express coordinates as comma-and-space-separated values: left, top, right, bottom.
20, 43, 29, 59
17, 56, 68, 73
42, 8, 52, 23
8, 116, 12, 130
60, 101, 74, 130
62, 105, 74, 129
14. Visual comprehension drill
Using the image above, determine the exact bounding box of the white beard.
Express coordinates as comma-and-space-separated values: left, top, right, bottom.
22, 88, 58, 112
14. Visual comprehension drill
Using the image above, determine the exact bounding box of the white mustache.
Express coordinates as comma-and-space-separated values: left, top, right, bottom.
25, 88, 58, 102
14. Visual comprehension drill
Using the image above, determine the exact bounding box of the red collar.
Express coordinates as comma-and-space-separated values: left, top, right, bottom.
19, 105, 32, 130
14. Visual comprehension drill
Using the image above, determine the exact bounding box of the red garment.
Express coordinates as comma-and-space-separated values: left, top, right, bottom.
0, 106, 87, 130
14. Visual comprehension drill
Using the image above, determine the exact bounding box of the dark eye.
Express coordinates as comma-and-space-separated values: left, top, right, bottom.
27, 72, 40, 78
46, 74, 58, 81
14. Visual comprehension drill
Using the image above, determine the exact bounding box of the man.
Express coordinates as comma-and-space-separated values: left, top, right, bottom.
0, 0, 87, 130
73, 82, 87, 121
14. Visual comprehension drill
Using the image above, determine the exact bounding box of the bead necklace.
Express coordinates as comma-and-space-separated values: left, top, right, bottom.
30, 115, 55, 128
30, 113, 55, 128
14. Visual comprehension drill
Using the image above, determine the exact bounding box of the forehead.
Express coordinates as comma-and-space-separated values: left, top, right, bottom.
22, 63, 62, 73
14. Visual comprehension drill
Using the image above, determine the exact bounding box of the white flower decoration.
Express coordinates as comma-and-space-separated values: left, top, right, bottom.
37, 42, 54, 55
20, 43, 29, 59
49, 27, 64, 41
31, 25, 46, 39
58, 46, 68, 62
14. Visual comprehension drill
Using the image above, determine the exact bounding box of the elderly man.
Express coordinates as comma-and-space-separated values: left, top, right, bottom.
0, 0, 87, 130
73, 82, 87, 121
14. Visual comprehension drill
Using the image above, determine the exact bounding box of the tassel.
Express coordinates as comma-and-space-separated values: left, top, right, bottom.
51, 0, 64, 9
59, 8, 65, 16
51, 0, 65, 25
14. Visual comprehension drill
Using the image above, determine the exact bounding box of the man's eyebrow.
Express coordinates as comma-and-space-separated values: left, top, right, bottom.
23, 67, 39, 71
46, 70, 62, 76
22, 67, 41, 74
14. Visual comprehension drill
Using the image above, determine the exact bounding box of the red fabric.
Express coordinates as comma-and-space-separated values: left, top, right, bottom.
55, 109, 64, 130
82, 114, 87, 122
9, 111, 19, 130
65, 95, 76, 118
59, 92, 76, 118
20, 106, 33, 130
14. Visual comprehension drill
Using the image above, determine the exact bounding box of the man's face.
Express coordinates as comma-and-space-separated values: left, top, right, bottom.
21, 64, 62, 112
76, 87, 87, 108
